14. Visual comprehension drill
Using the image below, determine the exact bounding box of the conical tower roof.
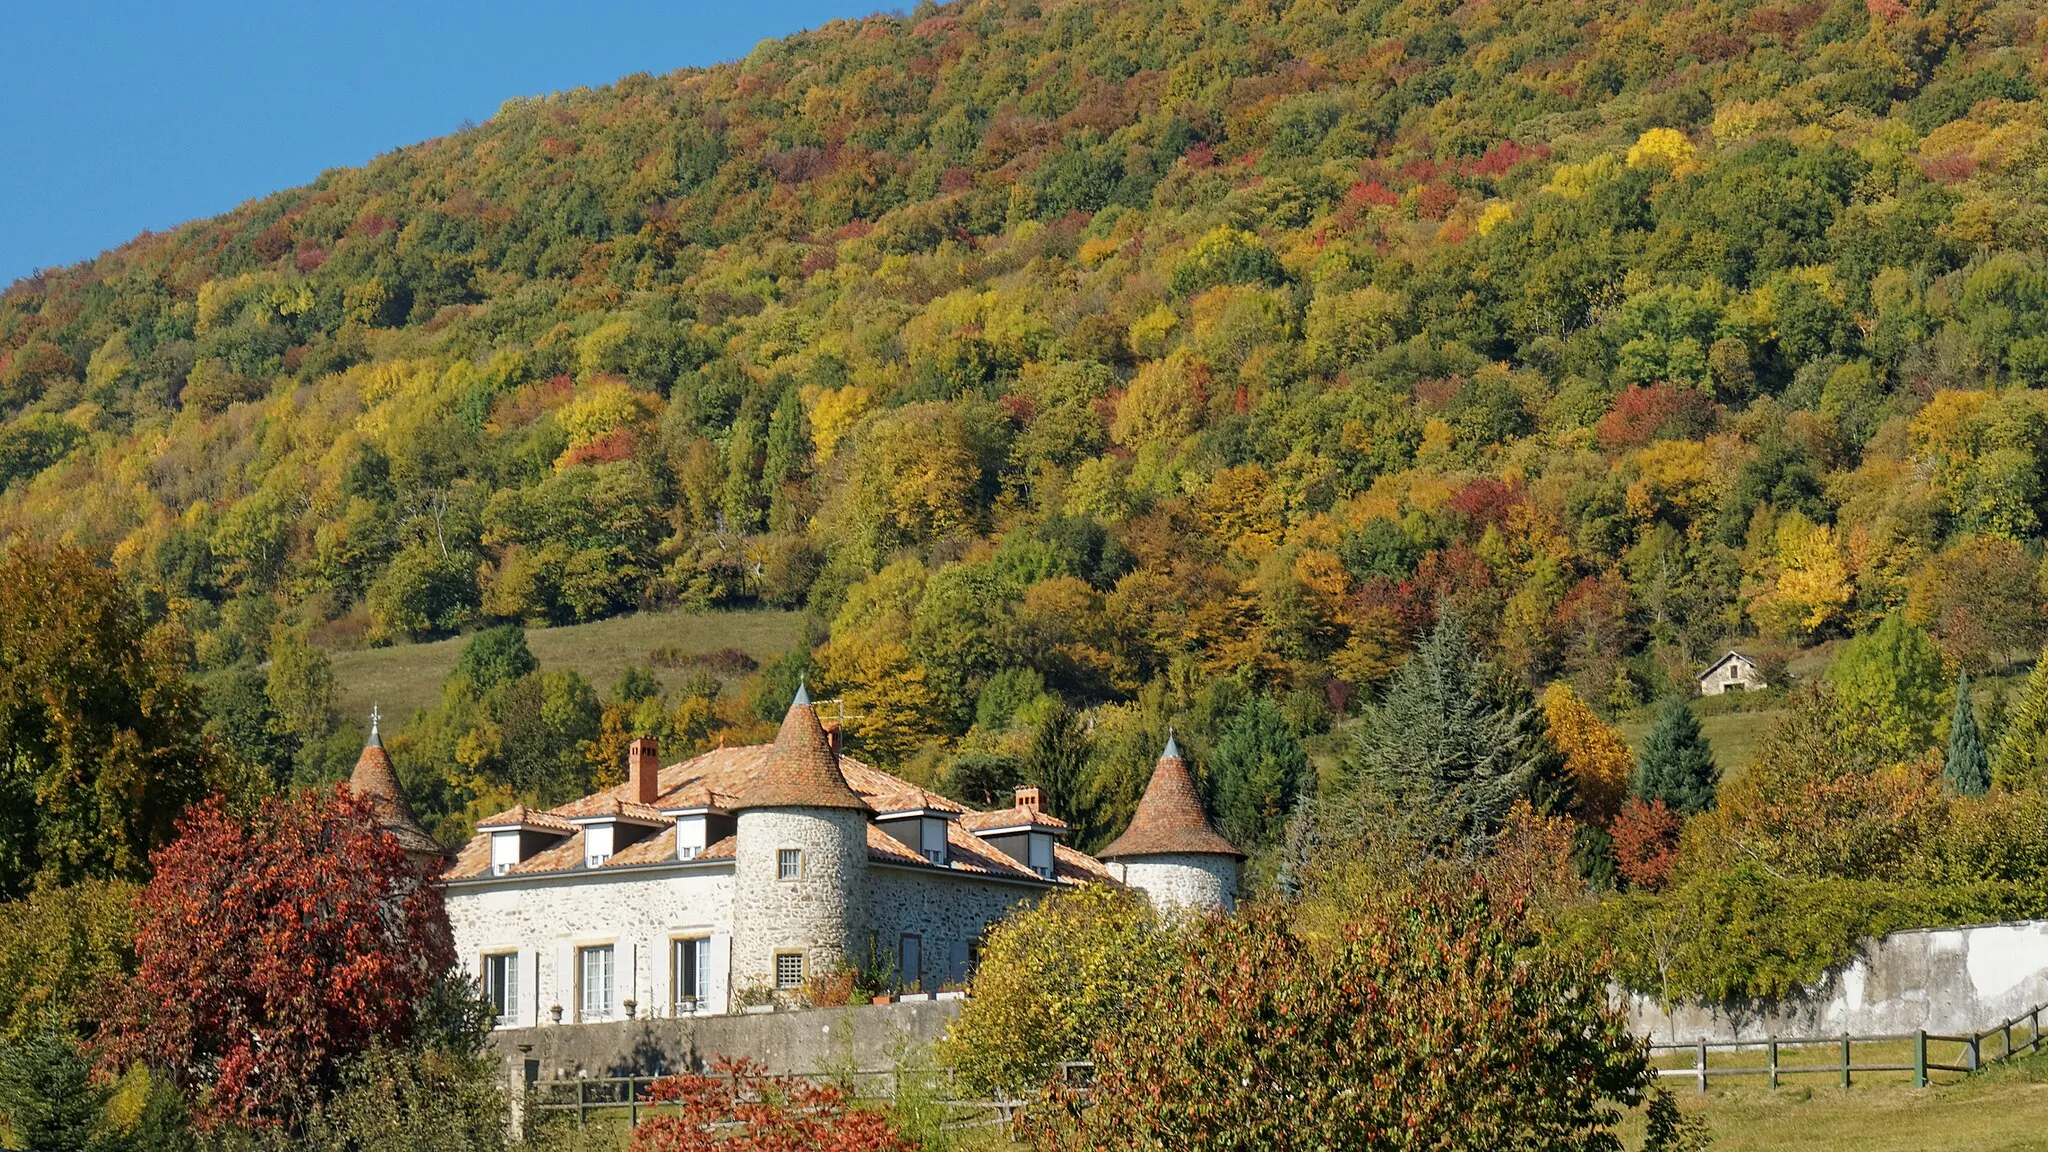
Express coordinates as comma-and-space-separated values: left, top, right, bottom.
348, 708, 446, 858
1098, 733, 1241, 860
733, 686, 872, 812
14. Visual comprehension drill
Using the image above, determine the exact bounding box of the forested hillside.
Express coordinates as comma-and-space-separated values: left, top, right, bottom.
2, 0, 2046, 848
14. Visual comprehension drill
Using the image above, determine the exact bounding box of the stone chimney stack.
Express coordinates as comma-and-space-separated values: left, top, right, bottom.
629, 737, 660, 805
1015, 784, 1042, 815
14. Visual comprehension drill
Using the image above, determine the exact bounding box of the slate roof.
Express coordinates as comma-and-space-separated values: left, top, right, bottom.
1097, 739, 1242, 860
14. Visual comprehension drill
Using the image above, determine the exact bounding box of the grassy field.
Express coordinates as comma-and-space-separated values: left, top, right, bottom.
328, 609, 806, 734
1618, 704, 1783, 783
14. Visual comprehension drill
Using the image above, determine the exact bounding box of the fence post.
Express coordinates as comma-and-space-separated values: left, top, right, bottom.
629, 1076, 639, 1127
1696, 1038, 1708, 1095
1839, 1035, 1850, 1090
1767, 1039, 1778, 1090
1914, 1030, 1927, 1089
1967, 1034, 1981, 1072
577, 1078, 587, 1127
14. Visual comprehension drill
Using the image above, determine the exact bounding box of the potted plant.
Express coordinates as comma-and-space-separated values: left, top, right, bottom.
731, 979, 777, 1015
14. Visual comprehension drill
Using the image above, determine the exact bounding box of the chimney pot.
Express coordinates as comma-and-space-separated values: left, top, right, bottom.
822, 720, 843, 754
1015, 785, 1042, 815
629, 737, 660, 805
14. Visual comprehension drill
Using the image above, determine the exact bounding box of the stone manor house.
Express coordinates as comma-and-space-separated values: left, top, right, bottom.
350, 687, 1241, 1027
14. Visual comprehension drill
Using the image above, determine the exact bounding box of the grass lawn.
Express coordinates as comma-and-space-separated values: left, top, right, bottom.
1631, 1048, 2048, 1151
328, 608, 806, 734
1618, 704, 1783, 783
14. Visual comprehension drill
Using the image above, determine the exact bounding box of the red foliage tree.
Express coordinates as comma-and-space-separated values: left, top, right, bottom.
628, 1057, 912, 1152
102, 786, 454, 1127
1611, 797, 1685, 890
1596, 383, 1717, 450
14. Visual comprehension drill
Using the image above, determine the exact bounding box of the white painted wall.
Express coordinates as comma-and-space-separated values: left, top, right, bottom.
1630, 919, 2048, 1041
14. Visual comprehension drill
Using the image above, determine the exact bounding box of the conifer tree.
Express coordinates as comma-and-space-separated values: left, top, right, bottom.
1210, 697, 1310, 850
1993, 653, 2048, 789
1634, 698, 1717, 814
1945, 671, 1990, 796
1343, 614, 1547, 852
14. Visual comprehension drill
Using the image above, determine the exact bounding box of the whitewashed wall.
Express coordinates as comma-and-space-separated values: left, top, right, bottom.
1630, 919, 2048, 1041
446, 863, 736, 1023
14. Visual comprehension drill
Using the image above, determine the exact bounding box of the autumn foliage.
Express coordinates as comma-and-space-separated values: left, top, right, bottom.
102, 786, 454, 1127
1611, 797, 1684, 890
627, 1057, 911, 1152
1032, 887, 1668, 1152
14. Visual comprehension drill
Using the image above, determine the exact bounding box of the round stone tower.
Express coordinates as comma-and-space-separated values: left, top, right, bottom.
729, 684, 873, 997
347, 706, 448, 871
1098, 733, 1242, 914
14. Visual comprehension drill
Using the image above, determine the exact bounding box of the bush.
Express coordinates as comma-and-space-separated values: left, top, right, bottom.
627, 1057, 910, 1152
304, 1045, 507, 1152
1031, 886, 1690, 1151
939, 886, 1180, 1096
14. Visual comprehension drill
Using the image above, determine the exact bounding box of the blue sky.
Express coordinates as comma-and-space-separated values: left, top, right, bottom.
0, 1, 883, 287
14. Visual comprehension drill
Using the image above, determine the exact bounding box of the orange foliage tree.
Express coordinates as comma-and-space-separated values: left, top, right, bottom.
628, 1057, 911, 1152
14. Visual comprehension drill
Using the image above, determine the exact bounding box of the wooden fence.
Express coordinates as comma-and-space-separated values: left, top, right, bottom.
1649, 1003, 2047, 1091
525, 1066, 1033, 1132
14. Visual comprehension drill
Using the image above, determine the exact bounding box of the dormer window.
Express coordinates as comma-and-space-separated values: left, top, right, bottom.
1028, 831, 1054, 879
490, 831, 520, 876
922, 815, 948, 866
584, 822, 615, 869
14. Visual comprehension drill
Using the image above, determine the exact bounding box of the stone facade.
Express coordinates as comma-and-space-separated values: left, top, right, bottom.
863, 867, 1041, 987
729, 808, 868, 997
446, 862, 736, 1026
1112, 853, 1239, 914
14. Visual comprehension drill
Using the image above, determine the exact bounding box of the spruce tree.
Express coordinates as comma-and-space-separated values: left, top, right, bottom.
1946, 671, 1990, 796
1634, 698, 1717, 814
1211, 697, 1310, 850
1343, 614, 1547, 852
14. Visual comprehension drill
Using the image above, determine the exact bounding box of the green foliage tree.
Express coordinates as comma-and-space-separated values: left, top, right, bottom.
1342, 615, 1547, 852
1635, 699, 1717, 815
1946, 672, 1990, 797
1992, 652, 2048, 789
1024, 698, 1091, 822
451, 623, 538, 693
1826, 613, 1949, 764
0, 1029, 107, 1152
1209, 697, 1309, 851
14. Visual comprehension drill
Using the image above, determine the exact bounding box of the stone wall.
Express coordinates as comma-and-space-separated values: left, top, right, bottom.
445, 863, 736, 1024
862, 867, 1044, 989
489, 998, 965, 1081
1115, 853, 1239, 913
1629, 919, 2048, 1041
730, 808, 866, 994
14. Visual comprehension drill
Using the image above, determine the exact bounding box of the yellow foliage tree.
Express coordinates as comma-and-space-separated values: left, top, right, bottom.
817, 638, 943, 765
1750, 515, 1854, 638
1111, 350, 1208, 447
1626, 127, 1699, 173
1540, 682, 1634, 823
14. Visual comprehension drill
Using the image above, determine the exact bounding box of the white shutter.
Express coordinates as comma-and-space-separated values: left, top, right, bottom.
525, 950, 540, 1029
554, 941, 575, 1023
708, 932, 731, 1015
652, 937, 671, 1018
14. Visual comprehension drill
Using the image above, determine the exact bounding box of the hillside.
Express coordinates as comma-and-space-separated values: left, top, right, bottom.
2, 0, 2046, 839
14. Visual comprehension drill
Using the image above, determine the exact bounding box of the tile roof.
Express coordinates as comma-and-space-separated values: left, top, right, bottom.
348, 738, 447, 858
475, 805, 576, 834
732, 699, 871, 812
1097, 743, 1242, 860
959, 804, 1071, 833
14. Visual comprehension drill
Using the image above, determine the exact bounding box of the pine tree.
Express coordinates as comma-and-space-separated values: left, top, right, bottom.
1343, 614, 1548, 852
1634, 698, 1718, 814
1992, 651, 2048, 789
1945, 671, 1990, 796
1210, 697, 1310, 850
1024, 699, 1091, 821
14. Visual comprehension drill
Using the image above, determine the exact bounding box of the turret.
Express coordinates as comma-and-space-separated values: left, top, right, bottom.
347, 706, 448, 869
728, 684, 872, 997
1097, 732, 1242, 913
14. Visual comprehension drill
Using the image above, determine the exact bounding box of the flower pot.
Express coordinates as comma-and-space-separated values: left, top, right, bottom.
871, 995, 893, 1005
742, 1004, 777, 1015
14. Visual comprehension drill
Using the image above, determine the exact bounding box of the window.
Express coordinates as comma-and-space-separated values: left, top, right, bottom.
578, 945, 615, 1022
483, 952, 519, 1023
1028, 832, 1055, 879
777, 848, 801, 881
672, 937, 710, 1012
774, 952, 804, 990
922, 816, 947, 866
898, 934, 922, 993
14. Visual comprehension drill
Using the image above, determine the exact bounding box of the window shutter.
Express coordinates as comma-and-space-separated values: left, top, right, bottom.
652, 938, 671, 1018
554, 942, 574, 1022
708, 932, 731, 1015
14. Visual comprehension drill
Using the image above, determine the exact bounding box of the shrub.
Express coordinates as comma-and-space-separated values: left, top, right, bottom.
1032, 886, 1687, 1151
1612, 798, 1683, 890
627, 1057, 911, 1152
939, 885, 1180, 1096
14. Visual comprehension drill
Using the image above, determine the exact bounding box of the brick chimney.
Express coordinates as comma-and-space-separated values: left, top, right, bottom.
821, 720, 843, 754
629, 737, 660, 805
1015, 784, 1042, 815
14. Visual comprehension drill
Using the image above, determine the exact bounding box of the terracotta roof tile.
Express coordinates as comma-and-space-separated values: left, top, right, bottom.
959, 804, 1071, 833
348, 740, 446, 857
475, 805, 576, 834
1097, 747, 1241, 860
733, 700, 871, 812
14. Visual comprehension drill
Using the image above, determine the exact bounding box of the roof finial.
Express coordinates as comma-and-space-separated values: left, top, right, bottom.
1163, 726, 1180, 760
368, 704, 382, 747
792, 675, 811, 708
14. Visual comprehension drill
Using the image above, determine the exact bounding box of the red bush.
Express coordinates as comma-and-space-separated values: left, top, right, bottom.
1612, 797, 1684, 890
1596, 383, 1716, 450
628, 1057, 912, 1152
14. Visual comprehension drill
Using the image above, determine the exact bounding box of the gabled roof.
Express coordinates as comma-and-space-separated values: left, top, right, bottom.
475, 804, 577, 834
348, 726, 447, 858
1697, 650, 1762, 680
1098, 738, 1242, 860
959, 804, 1071, 834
